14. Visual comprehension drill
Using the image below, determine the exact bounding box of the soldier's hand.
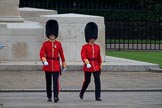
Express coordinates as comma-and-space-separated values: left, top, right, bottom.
62, 62, 67, 68
84, 59, 90, 64
100, 64, 102, 70
62, 62, 67, 72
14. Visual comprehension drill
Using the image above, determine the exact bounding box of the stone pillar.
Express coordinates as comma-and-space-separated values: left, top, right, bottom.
0, 0, 24, 22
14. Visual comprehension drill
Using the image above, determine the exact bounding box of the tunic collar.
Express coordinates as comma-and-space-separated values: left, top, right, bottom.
48, 39, 56, 42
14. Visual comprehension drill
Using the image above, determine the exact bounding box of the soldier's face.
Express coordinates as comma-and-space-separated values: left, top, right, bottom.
49, 35, 56, 40
89, 39, 95, 43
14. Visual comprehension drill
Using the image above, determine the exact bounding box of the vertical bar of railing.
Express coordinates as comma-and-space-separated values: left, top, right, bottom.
123, 21, 126, 50
108, 21, 111, 50
158, 19, 161, 50
114, 22, 116, 50
157, 13, 160, 50
149, 9, 152, 50
140, 21, 143, 50
118, 21, 121, 51
135, 21, 139, 50
129, 21, 133, 50
125, 17, 127, 50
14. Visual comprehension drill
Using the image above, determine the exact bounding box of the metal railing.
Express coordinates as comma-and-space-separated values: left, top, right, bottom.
106, 20, 162, 50
20, 0, 162, 50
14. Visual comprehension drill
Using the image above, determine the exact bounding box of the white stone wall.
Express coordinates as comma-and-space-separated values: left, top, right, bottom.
0, 22, 43, 61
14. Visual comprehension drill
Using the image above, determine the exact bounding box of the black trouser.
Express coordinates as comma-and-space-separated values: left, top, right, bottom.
80, 71, 101, 99
45, 72, 60, 99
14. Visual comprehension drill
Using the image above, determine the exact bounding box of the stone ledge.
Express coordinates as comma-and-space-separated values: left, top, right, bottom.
0, 61, 160, 72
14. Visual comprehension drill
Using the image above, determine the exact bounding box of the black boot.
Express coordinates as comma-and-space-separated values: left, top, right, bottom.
47, 98, 52, 102
79, 92, 84, 100
54, 97, 59, 103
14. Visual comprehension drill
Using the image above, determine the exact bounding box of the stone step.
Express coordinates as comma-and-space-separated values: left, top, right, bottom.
149, 68, 162, 72
0, 61, 159, 72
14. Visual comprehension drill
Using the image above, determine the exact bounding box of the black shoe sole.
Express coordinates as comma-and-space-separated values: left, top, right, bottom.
96, 99, 102, 101
47, 98, 52, 102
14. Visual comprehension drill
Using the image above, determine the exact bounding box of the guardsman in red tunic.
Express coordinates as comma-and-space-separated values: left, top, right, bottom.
40, 20, 66, 103
79, 22, 102, 101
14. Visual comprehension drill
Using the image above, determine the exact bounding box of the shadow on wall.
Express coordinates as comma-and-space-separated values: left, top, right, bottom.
0, 42, 5, 49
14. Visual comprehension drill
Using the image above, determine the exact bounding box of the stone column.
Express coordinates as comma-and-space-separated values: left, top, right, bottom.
0, 0, 24, 22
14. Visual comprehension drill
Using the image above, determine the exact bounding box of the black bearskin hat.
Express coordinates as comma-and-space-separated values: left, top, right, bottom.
45, 20, 59, 39
84, 22, 98, 43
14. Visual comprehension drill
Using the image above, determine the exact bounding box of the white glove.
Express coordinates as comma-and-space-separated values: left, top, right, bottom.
43, 61, 48, 66
62, 67, 67, 72
86, 64, 91, 68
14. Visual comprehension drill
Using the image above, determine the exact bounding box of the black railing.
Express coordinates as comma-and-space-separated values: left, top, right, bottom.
106, 20, 162, 50
20, 0, 162, 50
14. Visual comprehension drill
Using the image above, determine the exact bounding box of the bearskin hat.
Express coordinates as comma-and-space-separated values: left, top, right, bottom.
84, 22, 98, 43
45, 20, 59, 38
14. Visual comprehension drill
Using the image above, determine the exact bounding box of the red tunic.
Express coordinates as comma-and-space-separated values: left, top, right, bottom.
81, 43, 102, 72
40, 40, 65, 72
